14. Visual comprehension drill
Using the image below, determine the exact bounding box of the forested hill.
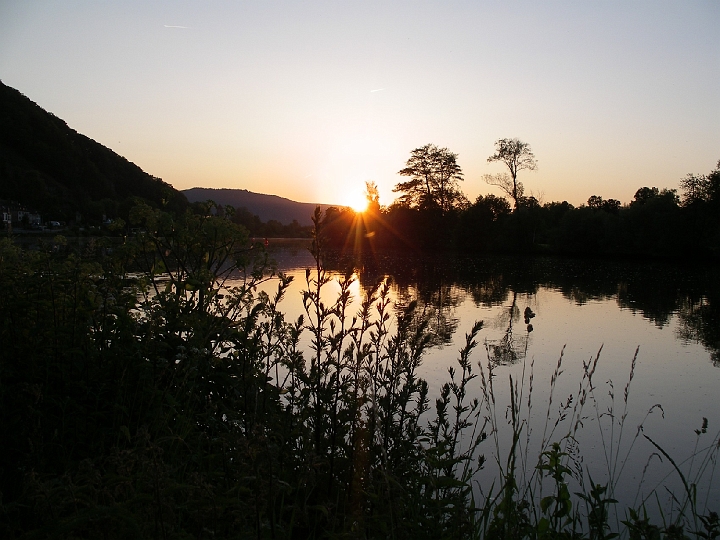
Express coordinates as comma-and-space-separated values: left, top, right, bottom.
183, 187, 334, 226
0, 80, 187, 222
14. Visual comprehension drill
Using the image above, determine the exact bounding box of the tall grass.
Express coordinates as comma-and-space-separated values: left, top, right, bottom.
469, 334, 720, 539
0, 207, 717, 539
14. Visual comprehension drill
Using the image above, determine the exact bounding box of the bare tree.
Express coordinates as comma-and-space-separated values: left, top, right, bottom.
485, 138, 537, 210
481, 173, 523, 205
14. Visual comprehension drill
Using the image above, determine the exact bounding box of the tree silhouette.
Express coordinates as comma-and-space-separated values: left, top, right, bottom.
365, 180, 381, 214
680, 172, 713, 207
484, 138, 537, 210
587, 195, 621, 214
394, 144, 467, 215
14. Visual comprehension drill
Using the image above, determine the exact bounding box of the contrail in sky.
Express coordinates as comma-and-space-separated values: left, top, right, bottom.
164, 25, 189, 29
370, 88, 385, 93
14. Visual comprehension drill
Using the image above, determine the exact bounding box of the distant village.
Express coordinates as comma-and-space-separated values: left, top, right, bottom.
1, 200, 64, 232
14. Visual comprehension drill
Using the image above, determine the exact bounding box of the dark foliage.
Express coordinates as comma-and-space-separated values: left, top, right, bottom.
321, 159, 719, 261
224, 203, 313, 237
1, 205, 717, 538
394, 144, 468, 216
0, 207, 485, 538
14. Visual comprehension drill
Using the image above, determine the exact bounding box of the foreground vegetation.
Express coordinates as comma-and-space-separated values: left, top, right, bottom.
1, 205, 717, 539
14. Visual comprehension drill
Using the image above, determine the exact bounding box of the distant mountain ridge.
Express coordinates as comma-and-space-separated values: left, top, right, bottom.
0, 79, 335, 227
0, 80, 187, 221
183, 187, 338, 227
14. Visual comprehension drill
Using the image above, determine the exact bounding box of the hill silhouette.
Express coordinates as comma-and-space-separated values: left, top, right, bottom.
0, 80, 186, 222
183, 187, 337, 227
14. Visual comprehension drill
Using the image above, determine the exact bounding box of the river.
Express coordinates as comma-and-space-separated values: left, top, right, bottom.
254, 240, 720, 517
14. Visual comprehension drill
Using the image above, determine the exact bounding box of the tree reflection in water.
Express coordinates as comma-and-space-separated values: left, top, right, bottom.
321, 251, 719, 367
677, 296, 720, 366
394, 277, 462, 349
484, 291, 532, 366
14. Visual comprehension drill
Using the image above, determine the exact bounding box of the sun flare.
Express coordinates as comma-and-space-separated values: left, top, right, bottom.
343, 189, 368, 213
349, 199, 368, 213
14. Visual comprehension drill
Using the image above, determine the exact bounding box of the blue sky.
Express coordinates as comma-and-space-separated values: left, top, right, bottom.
1, 0, 718, 208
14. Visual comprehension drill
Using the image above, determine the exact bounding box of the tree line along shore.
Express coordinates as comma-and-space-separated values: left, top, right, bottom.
316, 143, 720, 261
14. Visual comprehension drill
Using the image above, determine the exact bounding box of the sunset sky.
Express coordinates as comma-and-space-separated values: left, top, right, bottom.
1, 1, 718, 209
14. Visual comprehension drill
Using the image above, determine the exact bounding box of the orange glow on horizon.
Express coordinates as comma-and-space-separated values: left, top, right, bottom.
349, 201, 368, 213
343, 187, 369, 213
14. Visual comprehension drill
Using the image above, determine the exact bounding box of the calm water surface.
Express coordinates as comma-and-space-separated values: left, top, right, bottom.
257, 241, 720, 511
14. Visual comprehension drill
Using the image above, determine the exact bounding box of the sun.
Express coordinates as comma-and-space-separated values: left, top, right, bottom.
344, 189, 368, 213
349, 198, 368, 213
